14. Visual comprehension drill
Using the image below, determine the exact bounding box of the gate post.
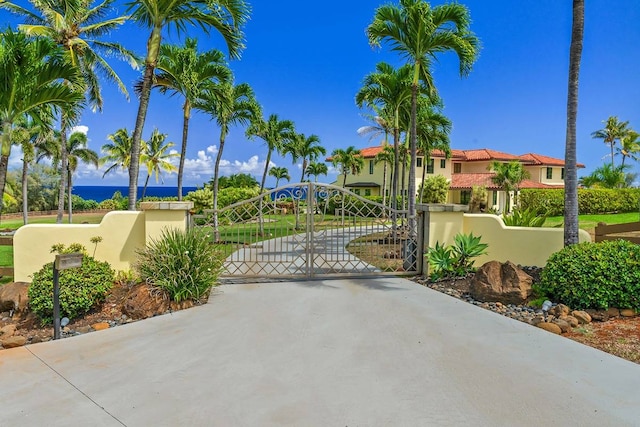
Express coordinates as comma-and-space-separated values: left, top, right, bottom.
140, 201, 194, 244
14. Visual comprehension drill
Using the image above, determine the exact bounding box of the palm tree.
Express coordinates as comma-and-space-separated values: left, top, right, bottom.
564, 0, 584, 246
0, 29, 83, 213
140, 129, 179, 200
591, 116, 629, 168
66, 131, 99, 222
282, 133, 326, 183
195, 80, 259, 240
415, 101, 451, 202
126, 0, 250, 210
269, 166, 290, 188
356, 62, 413, 214
101, 128, 134, 178
331, 146, 364, 188
489, 160, 530, 213
4, 0, 137, 222
152, 38, 231, 200
246, 114, 295, 193
305, 162, 328, 182
374, 144, 395, 208
579, 163, 628, 189
368, 0, 479, 238
617, 130, 640, 168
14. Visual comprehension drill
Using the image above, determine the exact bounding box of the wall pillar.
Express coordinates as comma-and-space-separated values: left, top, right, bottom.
416, 203, 468, 275
140, 201, 194, 244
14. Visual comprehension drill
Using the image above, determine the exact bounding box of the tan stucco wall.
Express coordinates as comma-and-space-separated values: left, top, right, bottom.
461, 213, 591, 267
13, 202, 193, 282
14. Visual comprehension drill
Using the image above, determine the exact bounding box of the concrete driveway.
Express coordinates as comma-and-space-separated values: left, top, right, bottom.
1, 277, 640, 426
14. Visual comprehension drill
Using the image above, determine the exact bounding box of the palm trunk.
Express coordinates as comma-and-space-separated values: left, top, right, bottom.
177, 101, 191, 201
141, 174, 150, 201
129, 26, 162, 210
419, 153, 427, 203
564, 0, 584, 246
0, 122, 12, 214
408, 83, 418, 240
21, 158, 28, 225
213, 129, 227, 241
381, 162, 388, 208
342, 169, 347, 188
260, 148, 272, 193
67, 166, 73, 224
56, 117, 68, 224
390, 126, 400, 237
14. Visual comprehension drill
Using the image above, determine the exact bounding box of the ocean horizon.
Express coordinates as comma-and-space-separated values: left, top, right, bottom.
73, 186, 199, 202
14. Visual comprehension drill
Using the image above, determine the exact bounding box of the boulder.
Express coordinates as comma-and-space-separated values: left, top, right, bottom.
549, 304, 570, 317
552, 318, 571, 333
571, 310, 592, 324
620, 309, 638, 317
607, 308, 620, 318
122, 284, 170, 319
91, 322, 110, 331
1, 335, 27, 348
585, 309, 609, 322
560, 315, 579, 328
469, 261, 533, 305
0, 282, 29, 312
0, 324, 16, 337
536, 322, 562, 335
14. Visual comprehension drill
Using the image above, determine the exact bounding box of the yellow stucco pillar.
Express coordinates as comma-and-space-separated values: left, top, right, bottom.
417, 203, 468, 275
140, 201, 194, 244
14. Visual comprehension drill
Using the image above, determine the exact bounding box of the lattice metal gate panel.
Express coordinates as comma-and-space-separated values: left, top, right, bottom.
192, 183, 419, 279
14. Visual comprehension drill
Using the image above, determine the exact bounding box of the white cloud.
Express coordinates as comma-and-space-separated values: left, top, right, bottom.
71, 125, 89, 135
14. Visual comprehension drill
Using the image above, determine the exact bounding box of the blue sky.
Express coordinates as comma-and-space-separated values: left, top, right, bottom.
3, 0, 639, 188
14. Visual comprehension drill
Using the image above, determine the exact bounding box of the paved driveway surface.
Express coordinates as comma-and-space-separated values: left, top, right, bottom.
1, 277, 640, 426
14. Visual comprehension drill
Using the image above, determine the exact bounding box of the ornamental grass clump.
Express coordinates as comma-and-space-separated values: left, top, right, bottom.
539, 240, 640, 310
135, 228, 223, 302
29, 243, 114, 324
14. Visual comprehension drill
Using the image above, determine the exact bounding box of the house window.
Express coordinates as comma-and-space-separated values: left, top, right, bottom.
417, 157, 423, 168
460, 190, 471, 204
369, 160, 374, 174
561, 168, 565, 180
354, 189, 360, 195
427, 159, 435, 174
440, 159, 446, 168
546, 167, 553, 179
453, 163, 462, 173
365, 189, 371, 196
492, 191, 497, 206
385, 189, 389, 197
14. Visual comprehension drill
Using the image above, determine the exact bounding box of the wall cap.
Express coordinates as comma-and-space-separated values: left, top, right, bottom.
139, 201, 194, 211
417, 203, 469, 213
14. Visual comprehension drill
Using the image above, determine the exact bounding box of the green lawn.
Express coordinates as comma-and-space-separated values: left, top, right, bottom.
544, 212, 640, 231
0, 246, 12, 266
0, 212, 105, 230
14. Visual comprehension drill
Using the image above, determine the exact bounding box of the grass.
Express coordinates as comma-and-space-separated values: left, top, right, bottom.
544, 212, 640, 231
0, 212, 105, 230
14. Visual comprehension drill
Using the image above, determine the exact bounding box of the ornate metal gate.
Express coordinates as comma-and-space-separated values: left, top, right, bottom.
192, 183, 419, 279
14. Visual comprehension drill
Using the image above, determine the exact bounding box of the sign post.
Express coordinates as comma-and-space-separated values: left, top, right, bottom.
52, 253, 83, 340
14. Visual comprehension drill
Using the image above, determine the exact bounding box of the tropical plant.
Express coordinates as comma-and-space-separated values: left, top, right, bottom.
152, 38, 231, 200
65, 131, 99, 222
419, 175, 449, 203
374, 143, 395, 208
468, 185, 487, 213
268, 166, 290, 187
101, 128, 134, 178
282, 133, 326, 183
246, 113, 295, 192
617, 130, 640, 168
28, 243, 114, 323
426, 232, 488, 280
591, 116, 630, 168
0, 29, 83, 215
367, 0, 480, 239
305, 162, 328, 182
501, 207, 546, 227
126, 0, 250, 210
578, 163, 629, 189
135, 227, 224, 303
331, 146, 364, 187
489, 160, 530, 213
214, 173, 259, 189
415, 99, 451, 202
140, 129, 178, 200
4, 0, 137, 222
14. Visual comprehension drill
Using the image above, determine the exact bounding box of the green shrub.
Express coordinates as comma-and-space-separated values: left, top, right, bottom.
135, 228, 224, 302
71, 195, 99, 211
539, 240, 640, 310
420, 175, 449, 203
426, 233, 488, 280
501, 207, 546, 227
520, 188, 640, 215
28, 244, 114, 324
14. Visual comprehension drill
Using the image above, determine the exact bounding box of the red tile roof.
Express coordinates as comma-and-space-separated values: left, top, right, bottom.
450, 173, 565, 190
460, 149, 526, 162
519, 153, 585, 168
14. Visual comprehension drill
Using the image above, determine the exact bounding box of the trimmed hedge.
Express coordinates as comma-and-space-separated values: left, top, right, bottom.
520, 188, 640, 216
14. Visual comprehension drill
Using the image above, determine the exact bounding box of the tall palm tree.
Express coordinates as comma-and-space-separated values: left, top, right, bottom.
489, 160, 530, 213
368, 0, 479, 238
374, 144, 395, 207
591, 116, 629, 169
126, 0, 250, 210
140, 129, 179, 200
282, 133, 326, 183
246, 113, 295, 193
152, 38, 231, 200
564, 0, 584, 246
305, 162, 328, 183
0, 29, 83, 213
101, 128, 134, 178
195, 80, 259, 240
268, 166, 290, 188
616, 130, 640, 168
357, 63, 413, 214
578, 163, 628, 189
415, 101, 451, 202
4, 0, 137, 222
65, 131, 99, 222
331, 146, 364, 188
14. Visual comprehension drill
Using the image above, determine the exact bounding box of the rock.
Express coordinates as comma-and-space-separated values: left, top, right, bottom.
536, 322, 562, 335
122, 284, 170, 319
571, 310, 592, 324
76, 326, 92, 334
552, 318, 571, 333
549, 303, 570, 317
469, 261, 533, 305
560, 315, 580, 328
1, 335, 27, 348
530, 315, 545, 326
585, 309, 609, 322
30, 336, 42, 344
607, 308, 620, 318
91, 322, 110, 331
0, 282, 29, 312
0, 324, 16, 337
620, 309, 638, 317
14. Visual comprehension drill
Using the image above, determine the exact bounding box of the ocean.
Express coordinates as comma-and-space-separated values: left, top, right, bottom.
72, 186, 199, 202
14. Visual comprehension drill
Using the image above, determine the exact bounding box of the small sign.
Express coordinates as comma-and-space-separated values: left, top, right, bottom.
54, 253, 83, 270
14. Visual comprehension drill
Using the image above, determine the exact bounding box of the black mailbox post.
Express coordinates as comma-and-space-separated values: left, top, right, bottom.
53, 253, 83, 340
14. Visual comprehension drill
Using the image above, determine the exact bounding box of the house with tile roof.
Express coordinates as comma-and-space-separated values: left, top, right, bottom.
328, 145, 582, 212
